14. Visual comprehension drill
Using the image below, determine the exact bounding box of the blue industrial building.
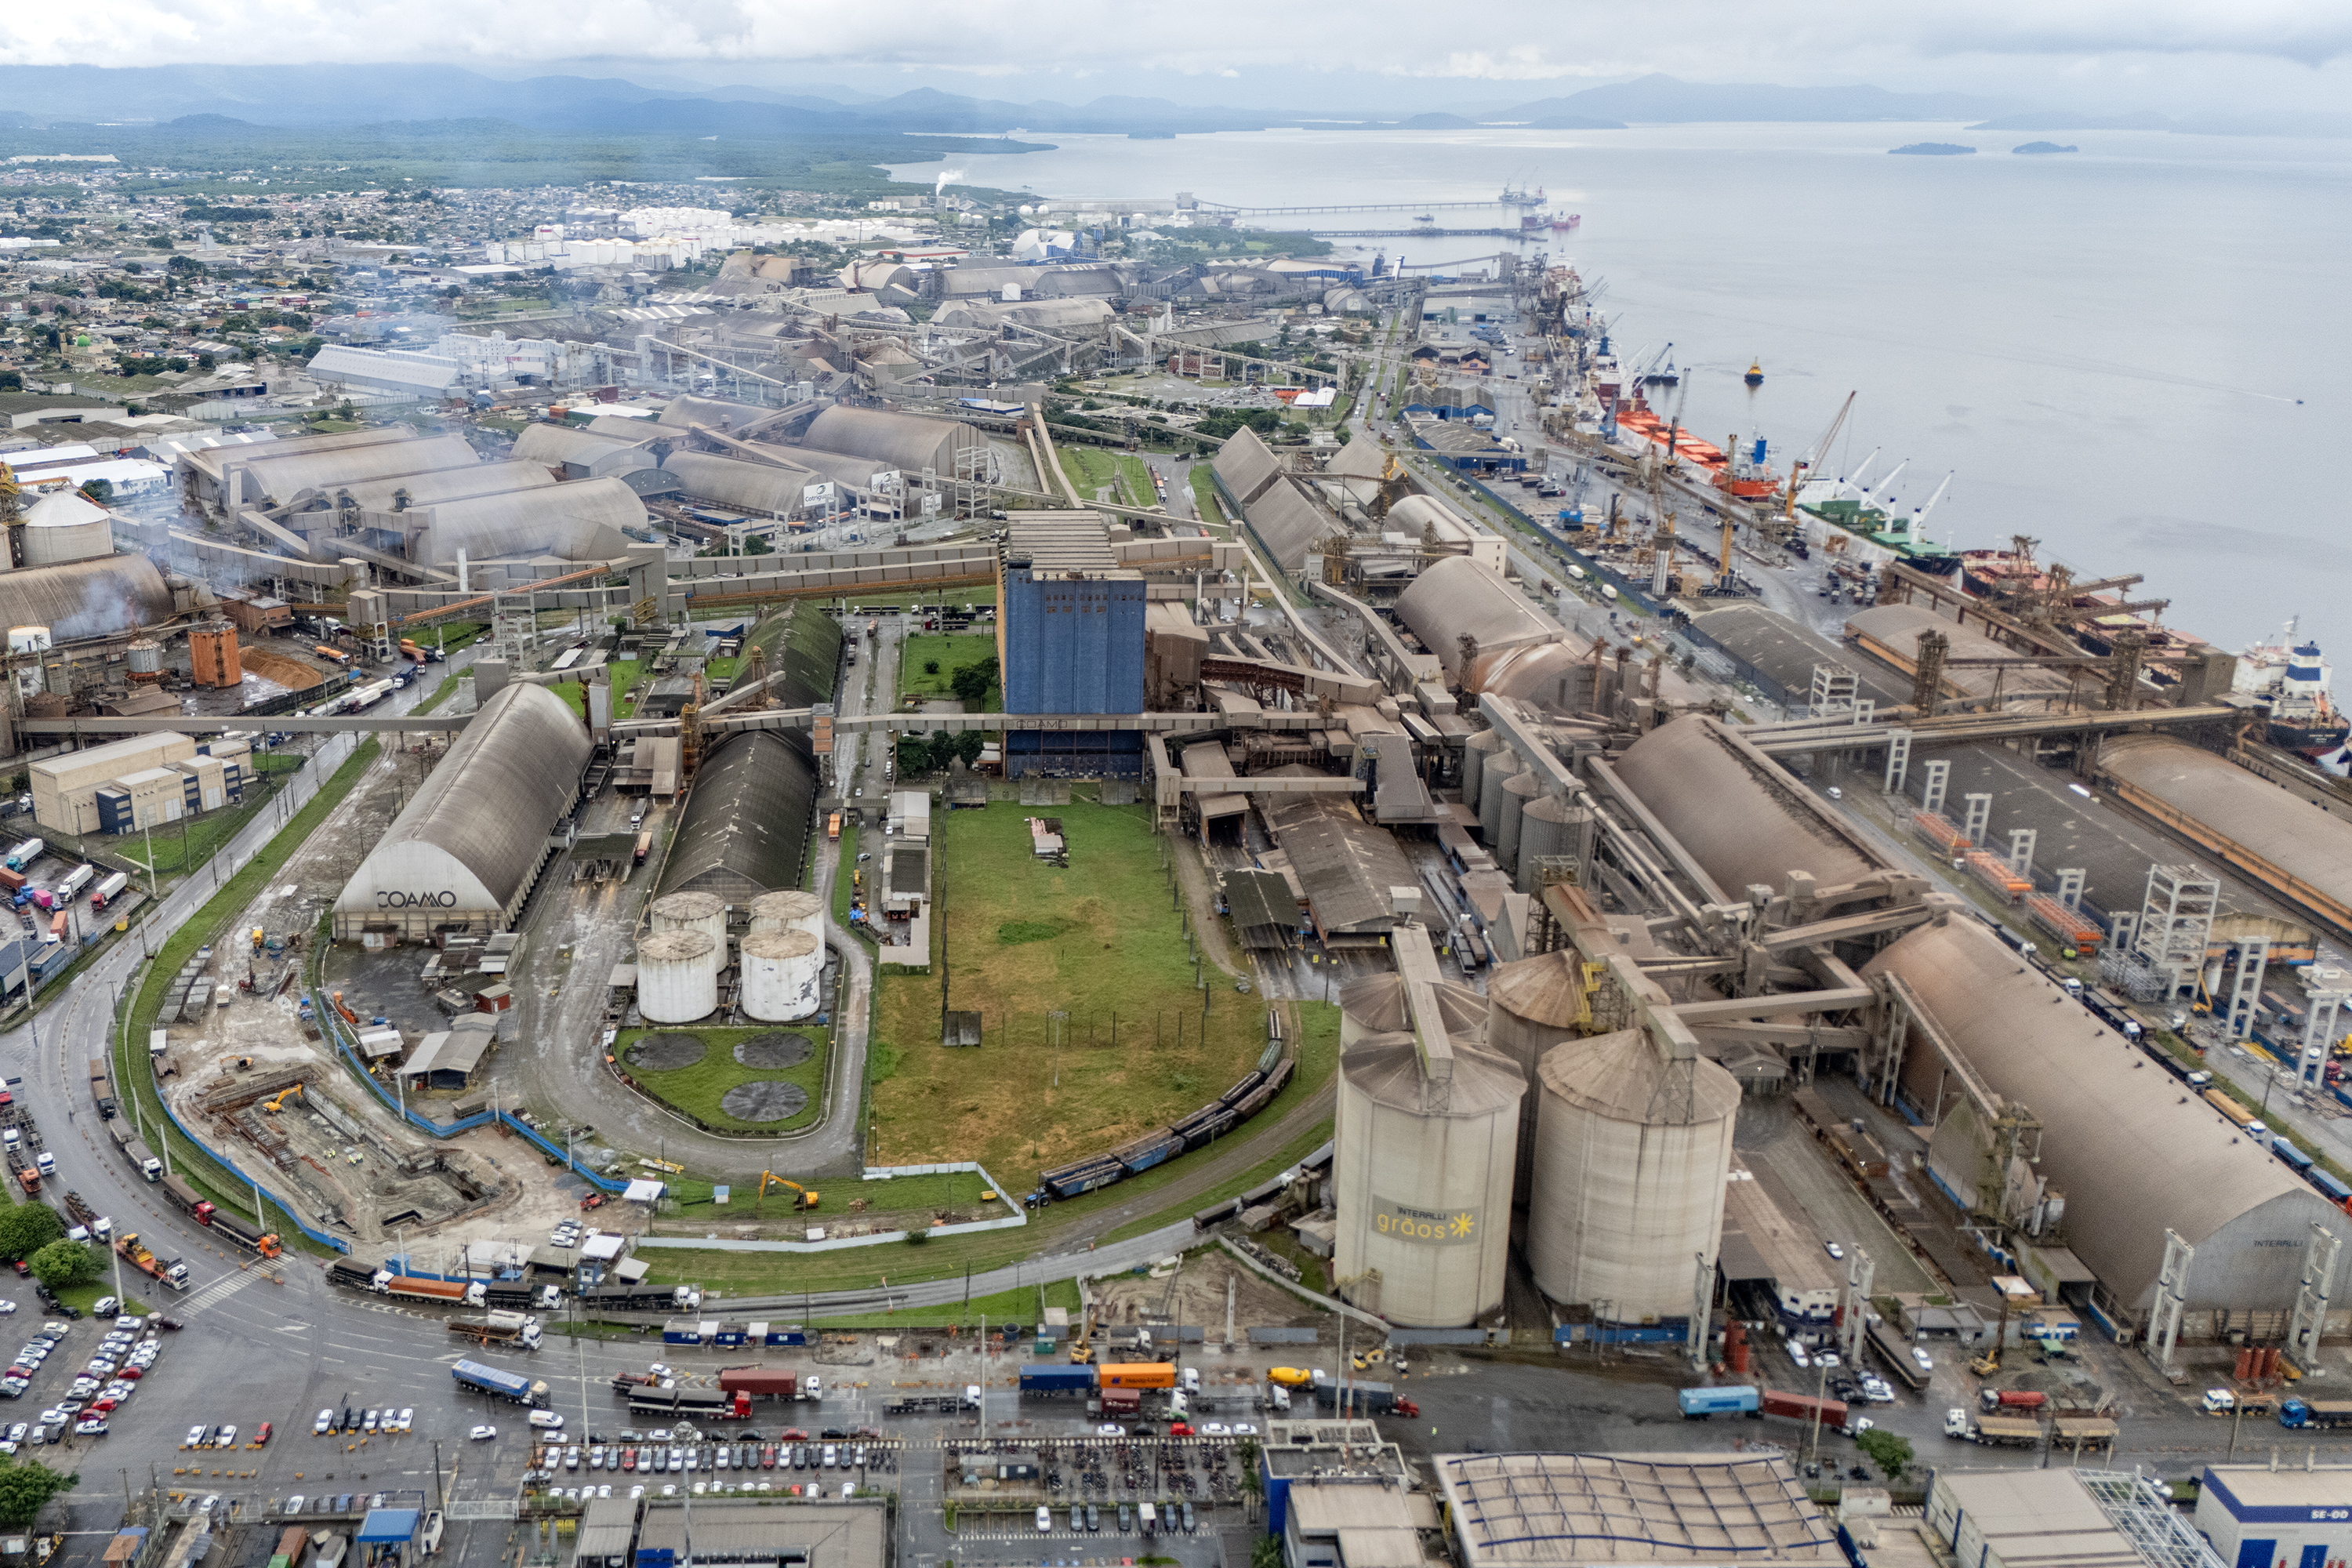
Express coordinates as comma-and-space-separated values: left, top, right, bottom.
996, 513, 1147, 777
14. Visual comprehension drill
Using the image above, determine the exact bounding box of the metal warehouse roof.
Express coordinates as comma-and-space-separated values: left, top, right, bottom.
1242, 478, 1334, 574
337, 681, 590, 919
1613, 717, 1885, 898
1261, 787, 1417, 935
658, 730, 818, 905
1394, 555, 1559, 679
1436, 1451, 1838, 1568
0, 554, 172, 641
1687, 603, 1902, 708
1867, 917, 2338, 1310
797, 406, 982, 476
405, 475, 644, 566
2097, 734, 2352, 932
659, 450, 821, 516
1846, 603, 2076, 702
1213, 426, 1285, 507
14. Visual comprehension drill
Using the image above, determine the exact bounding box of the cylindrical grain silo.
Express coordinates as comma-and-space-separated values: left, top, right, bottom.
1338, 972, 1490, 1051
1517, 796, 1571, 894
740, 928, 823, 1022
1497, 771, 1541, 878
1526, 1030, 1740, 1322
749, 889, 825, 942
125, 641, 163, 683
20, 492, 114, 566
1334, 1031, 1524, 1327
637, 931, 718, 1025
1478, 751, 1522, 848
1486, 951, 1587, 1203
651, 890, 728, 978
1462, 730, 1505, 815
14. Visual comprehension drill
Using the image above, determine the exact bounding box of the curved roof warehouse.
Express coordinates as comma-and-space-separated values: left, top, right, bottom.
334, 683, 590, 938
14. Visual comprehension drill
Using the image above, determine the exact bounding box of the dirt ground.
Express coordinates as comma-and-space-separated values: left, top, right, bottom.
148, 736, 613, 1259
1089, 1250, 1323, 1333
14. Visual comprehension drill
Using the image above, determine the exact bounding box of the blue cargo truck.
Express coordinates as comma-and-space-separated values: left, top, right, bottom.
1679, 1385, 1762, 1419
1020, 1363, 1097, 1396
452, 1359, 551, 1405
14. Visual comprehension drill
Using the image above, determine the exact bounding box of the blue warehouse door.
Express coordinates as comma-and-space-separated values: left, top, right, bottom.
2236, 1543, 2273, 1568
2299, 1547, 2326, 1568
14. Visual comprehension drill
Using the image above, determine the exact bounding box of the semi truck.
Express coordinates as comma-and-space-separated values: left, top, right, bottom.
1946, 1410, 2043, 1446
1098, 1363, 1177, 1390
125, 1140, 162, 1181
375, 1272, 488, 1308
115, 1234, 191, 1291
6, 839, 45, 873
627, 1387, 750, 1420
161, 1175, 217, 1225
452, 1359, 550, 1405
2278, 1399, 2352, 1429
448, 1312, 543, 1349
716, 1368, 797, 1399
90, 872, 129, 912
1679, 1385, 1762, 1419
206, 1207, 281, 1258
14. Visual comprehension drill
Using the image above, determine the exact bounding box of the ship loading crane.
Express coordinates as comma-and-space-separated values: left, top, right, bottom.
1780, 392, 1856, 529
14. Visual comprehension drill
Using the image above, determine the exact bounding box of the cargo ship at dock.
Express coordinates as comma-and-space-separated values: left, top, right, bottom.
2234, 623, 2350, 754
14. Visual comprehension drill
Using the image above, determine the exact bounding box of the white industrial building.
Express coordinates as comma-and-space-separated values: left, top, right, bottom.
1436, 1452, 1842, 1568
2194, 1466, 2352, 1568
305, 344, 463, 399
1927, 1469, 2219, 1568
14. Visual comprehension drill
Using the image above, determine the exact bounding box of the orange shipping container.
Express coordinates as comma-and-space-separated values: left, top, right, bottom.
1097, 1363, 1175, 1390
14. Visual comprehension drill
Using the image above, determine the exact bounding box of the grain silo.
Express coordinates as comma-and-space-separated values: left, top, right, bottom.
740, 929, 823, 1022
1462, 730, 1506, 815
1516, 796, 1574, 895
19, 489, 114, 566
1334, 924, 1523, 1327
749, 889, 825, 942
637, 931, 717, 1025
1525, 1030, 1740, 1321
651, 891, 728, 979
1486, 951, 1586, 1199
1497, 771, 1541, 878
1478, 750, 1523, 849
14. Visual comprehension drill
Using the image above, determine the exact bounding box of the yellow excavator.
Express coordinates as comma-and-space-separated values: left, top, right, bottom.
759, 1171, 819, 1210
261, 1084, 304, 1113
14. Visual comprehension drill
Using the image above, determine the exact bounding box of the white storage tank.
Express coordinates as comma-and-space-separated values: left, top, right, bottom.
1333, 1030, 1523, 1328
1462, 729, 1505, 815
650, 890, 728, 978
748, 889, 825, 942
19, 489, 114, 567
637, 931, 717, 1025
740, 928, 823, 1022
1526, 1030, 1740, 1322
1338, 971, 1487, 1051
126, 641, 163, 681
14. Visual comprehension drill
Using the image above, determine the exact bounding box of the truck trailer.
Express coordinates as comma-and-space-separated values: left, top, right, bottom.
376, 1273, 488, 1308
1679, 1386, 1762, 1419
2279, 1399, 2352, 1429
448, 1313, 543, 1349
715, 1368, 797, 1399
451, 1359, 550, 1405
1759, 1389, 1849, 1428
1021, 1364, 1097, 1396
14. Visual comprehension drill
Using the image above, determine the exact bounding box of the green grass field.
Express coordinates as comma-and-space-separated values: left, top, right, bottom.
898, 633, 1000, 710
1057, 445, 1156, 507
869, 800, 1277, 1191
1189, 466, 1226, 525
1114, 456, 1160, 510
638, 1004, 1333, 1297
615, 1025, 830, 1135
810, 1277, 1079, 1329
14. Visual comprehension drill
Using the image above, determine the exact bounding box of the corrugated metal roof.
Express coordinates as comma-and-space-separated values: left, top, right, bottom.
1395, 556, 1557, 677
351, 681, 589, 916
1213, 426, 1284, 507
798, 406, 982, 475
659, 450, 819, 516
1846, 602, 2075, 701
1262, 790, 1419, 935
1867, 917, 2336, 1309
406, 475, 643, 564
332, 458, 558, 513
207, 431, 479, 503
0, 554, 172, 641
2098, 735, 2352, 927
1342, 1029, 1523, 1116
1242, 478, 1334, 573
658, 730, 818, 904
512, 423, 653, 469
1613, 717, 1885, 896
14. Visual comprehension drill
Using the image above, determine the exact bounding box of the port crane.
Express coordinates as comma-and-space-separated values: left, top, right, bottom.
1780, 392, 1856, 524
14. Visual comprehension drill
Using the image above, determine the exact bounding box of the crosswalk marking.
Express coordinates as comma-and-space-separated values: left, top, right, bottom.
181, 1272, 256, 1316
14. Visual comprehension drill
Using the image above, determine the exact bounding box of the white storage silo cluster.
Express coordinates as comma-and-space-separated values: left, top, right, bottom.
637, 931, 717, 1024
650, 891, 728, 979
740, 928, 822, 1022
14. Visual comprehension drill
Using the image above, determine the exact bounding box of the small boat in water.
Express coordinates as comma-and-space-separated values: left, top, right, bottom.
1744, 359, 1765, 387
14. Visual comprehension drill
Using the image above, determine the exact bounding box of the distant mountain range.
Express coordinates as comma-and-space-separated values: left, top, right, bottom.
0, 64, 2338, 140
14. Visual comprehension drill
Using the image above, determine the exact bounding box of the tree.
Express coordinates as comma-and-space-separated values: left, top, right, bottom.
952, 731, 988, 767
926, 731, 958, 771
1854, 1427, 1914, 1480
895, 735, 931, 775
28, 1240, 98, 1291
77, 478, 113, 506
0, 1203, 61, 1262
0, 1460, 76, 1528
922, 659, 941, 676
949, 655, 999, 708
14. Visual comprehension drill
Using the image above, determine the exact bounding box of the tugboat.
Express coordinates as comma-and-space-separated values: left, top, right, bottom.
1744, 359, 1765, 387
2234, 620, 2352, 755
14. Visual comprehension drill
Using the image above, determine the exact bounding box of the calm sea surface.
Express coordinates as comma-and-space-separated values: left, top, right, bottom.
892, 122, 2352, 652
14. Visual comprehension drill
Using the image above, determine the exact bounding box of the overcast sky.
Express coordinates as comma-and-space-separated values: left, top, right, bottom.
6, 0, 2350, 116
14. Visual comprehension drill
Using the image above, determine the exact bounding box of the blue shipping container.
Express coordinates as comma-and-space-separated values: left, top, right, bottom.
1678, 1385, 1760, 1418
1018, 1364, 1096, 1394
2311, 1168, 2352, 1203
2276, 1142, 2316, 1173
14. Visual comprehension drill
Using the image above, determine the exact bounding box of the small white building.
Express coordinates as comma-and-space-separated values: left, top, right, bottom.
2196, 1466, 2352, 1568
